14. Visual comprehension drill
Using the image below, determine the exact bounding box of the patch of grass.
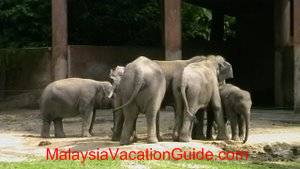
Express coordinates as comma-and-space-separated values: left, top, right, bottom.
138, 159, 300, 169
0, 158, 299, 169
0, 158, 121, 169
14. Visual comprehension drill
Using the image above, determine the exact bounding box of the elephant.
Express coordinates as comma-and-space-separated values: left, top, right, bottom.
40, 78, 114, 138
110, 66, 126, 141
112, 56, 166, 145
154, 56, 207, 140
110, 56, 206, 141
206, 83, 252, 143
180, 55, 233, 142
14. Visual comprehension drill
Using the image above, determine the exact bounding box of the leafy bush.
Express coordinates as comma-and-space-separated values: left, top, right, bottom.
0, 0, 235, 48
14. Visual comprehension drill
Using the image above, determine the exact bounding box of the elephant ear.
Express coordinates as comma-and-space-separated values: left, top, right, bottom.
216, 56, 234, 82
110, 66, 125, 87
102, 83, 114, 98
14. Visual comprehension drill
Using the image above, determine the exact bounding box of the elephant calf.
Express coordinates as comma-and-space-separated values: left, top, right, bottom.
207, 83, 252, 143
40, 78, 113, 138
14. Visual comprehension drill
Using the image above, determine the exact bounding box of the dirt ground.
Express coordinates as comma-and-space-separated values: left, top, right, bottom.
0, 108, 299, 163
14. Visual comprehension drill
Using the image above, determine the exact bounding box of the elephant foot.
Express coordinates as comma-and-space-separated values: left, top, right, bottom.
147, 137, 158, 144
82, 132, 92, 137
120, 139, 133, 145
89, 130, 95, 136
179, 136, 191, 142
172, 132, 179, 141
232, 135, 241, 141
239, 133, 245, 139
157, 135, 163, 142
206, 135, 214, 140
132, 135, 138, 142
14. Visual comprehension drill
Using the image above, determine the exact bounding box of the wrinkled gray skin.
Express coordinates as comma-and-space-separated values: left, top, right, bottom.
180, 56, 233, 142
110, 66, 127, 141
155, 56, 206, 140
112, 56, 166, 145
206, 83, 252, 143
40, 78, 114, 138
110, 56, 206, 141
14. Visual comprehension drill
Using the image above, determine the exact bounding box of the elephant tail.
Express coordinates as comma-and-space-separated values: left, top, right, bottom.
113, 70, 143, 112
181, 81, 195, 120
242, 110, 250, 144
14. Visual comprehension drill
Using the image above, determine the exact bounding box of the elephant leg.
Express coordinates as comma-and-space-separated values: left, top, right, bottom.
145, 110, 158, 143
173, 88, 183, 141
211, 89, 227, 140
89, 109, 96, 136
54, 118, 65, 138
156, 111, 163, 141
179, 113, 193, 142
132, 117, 138, 142
237, 113, 245, 139
192, 111, 205, 140
192, 120, 197, 139
230, 115, 239, 141
179, 100, 199, 142
112, 111, 124, 141
41, 118, 51, 138
120, 106, 138, 145
80, 107, 94, 137
206, 109, 214, 140
173, 104, 181, 141
112, 95, 124, 141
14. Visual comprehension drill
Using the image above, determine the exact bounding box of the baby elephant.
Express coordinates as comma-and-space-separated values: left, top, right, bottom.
207, 83, 252, 143
40, 78, 113, 138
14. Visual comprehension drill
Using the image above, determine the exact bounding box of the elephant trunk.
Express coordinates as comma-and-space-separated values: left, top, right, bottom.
243, 111, 250, 144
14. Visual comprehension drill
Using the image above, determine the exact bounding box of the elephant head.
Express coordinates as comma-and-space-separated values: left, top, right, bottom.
110, 66, 125, 89
209, 55, 233, 82
95, 82, 114, 107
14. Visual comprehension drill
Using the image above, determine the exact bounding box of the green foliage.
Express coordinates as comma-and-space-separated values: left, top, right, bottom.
224, 15, 236, 41
0, 0, 235, 48
0, 0, 51, 48
182, 2, 212, 40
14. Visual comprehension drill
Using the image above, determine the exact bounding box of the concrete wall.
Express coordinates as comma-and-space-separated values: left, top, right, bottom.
0, 46, 165, 109
0, 43, 287, 109
68, 45, 164, 81
0, 48, 51, 109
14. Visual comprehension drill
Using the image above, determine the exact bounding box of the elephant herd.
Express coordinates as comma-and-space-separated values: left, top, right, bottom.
40, 55, 252, 145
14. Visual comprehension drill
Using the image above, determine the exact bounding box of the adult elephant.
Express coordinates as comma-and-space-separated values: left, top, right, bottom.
110, 56, 206, 141
40, 78, 113, 138
180, 55, 233, 142
154, 56, 206, 140
113, 56, 166, 145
